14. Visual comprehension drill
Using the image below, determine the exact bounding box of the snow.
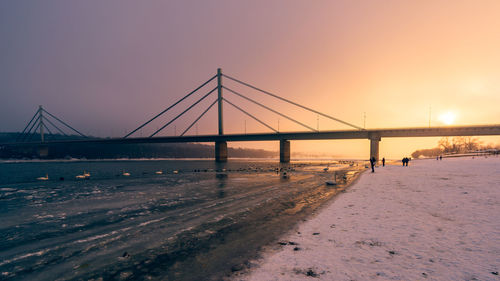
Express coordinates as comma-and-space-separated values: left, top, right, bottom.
236, 157, 500, 281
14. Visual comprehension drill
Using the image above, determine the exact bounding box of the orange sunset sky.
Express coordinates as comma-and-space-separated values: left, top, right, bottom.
1, 1, 499, 159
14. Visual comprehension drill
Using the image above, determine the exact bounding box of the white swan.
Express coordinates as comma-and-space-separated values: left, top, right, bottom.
76, 171, 91, 179
155, 170, 163, 175
122, 171, 131, 176
172, 170, 179, 174
37, 174, 49, 181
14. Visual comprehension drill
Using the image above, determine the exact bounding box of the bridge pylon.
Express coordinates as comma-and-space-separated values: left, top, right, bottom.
215, 68, 228, 162
369, 134, 381, 163
217, 68, 223, 136
39, 105, 45, 142
17, 106, 86, 143
280, 140, 290, 163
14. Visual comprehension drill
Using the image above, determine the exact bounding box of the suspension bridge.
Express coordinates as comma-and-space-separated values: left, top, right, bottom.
5, 68, 500, 162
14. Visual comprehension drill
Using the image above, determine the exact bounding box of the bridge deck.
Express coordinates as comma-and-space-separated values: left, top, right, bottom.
4, 124, 500, 146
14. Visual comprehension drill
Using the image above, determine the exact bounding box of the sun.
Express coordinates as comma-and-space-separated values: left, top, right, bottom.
438, 111, 457, 125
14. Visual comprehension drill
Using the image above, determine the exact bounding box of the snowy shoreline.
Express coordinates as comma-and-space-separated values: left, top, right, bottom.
233, 156, 500, 281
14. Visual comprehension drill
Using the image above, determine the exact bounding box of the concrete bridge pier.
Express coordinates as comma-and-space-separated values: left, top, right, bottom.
280, 139, 290, 163
38, 145, 49, 158
215, 141, 228, 162
369, 135, 381, 163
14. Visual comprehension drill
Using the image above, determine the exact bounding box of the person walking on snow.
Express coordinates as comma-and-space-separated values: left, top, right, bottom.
370, 156, 376, 173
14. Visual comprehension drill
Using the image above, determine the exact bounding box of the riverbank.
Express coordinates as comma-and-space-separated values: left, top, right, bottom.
234, 156, 500, 280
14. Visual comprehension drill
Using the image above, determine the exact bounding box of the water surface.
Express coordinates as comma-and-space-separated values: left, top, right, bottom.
0, 159, 361, 280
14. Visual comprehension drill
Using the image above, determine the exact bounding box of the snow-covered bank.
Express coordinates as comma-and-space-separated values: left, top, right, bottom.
236, 157, 500, 281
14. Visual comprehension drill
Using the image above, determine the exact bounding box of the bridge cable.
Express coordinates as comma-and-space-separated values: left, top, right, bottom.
150, 87, 217, 137
124, 74, 217, 138
18, 113, 40, 142
42, 123, 54, 139
26, 123, 41, 142
223, 86, 317, 132
16, 110, 39, 142
223, 97, 278, 133
42, 109, 87, 137
20, 115, 41, 142
223, 74, 364, 130
43, 115, 68, 136
181, 99, 218, 136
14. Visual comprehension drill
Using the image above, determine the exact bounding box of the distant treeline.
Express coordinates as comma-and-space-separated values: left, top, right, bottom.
0, 133, 276, 159
412, 136, 500, 158
0, 132, 88, 143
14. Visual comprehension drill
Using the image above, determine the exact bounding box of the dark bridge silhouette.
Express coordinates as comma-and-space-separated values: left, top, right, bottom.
7, 69, 500, 162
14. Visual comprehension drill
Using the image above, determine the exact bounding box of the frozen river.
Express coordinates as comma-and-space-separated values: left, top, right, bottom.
0, 159, 361, 280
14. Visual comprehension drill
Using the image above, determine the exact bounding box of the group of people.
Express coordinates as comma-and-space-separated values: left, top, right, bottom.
402, 157, 411, 166
369, 156, 412, 172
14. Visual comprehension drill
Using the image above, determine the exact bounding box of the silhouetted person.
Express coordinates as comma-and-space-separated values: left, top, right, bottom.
370, 156, 376, 173
382, 157, 385, 167
402, 157, 410, 166
439, 155, 442, 160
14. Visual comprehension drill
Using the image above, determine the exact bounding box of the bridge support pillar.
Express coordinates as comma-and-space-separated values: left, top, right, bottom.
38, 145, 49, 158
280, 140, 290, 163
215, 141, 227, 162
369, 136, 381, 163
